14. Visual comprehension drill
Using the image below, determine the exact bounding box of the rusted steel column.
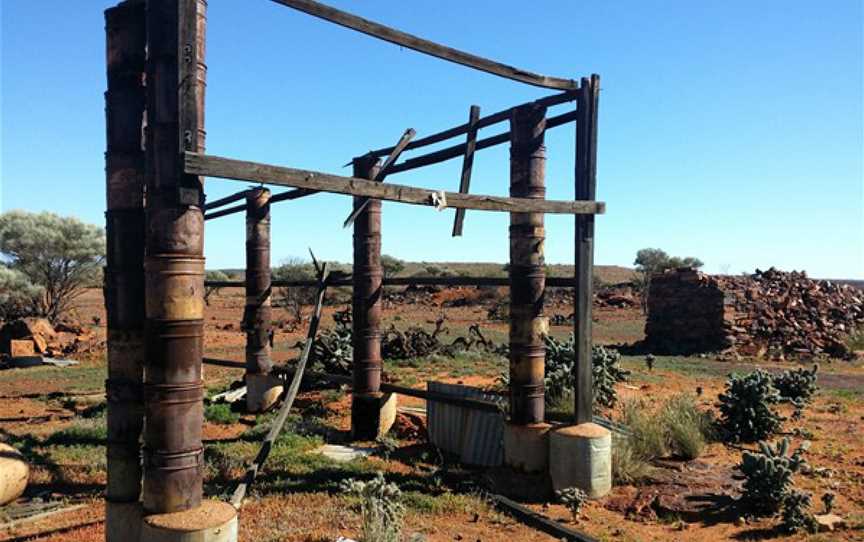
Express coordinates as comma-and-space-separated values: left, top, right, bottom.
351, 154, 384, 439
573, 76, 599, 424
142, 0, 207, 514
508, 103, 547, 425
104, 0, 146, 513
243, 188, 272, 375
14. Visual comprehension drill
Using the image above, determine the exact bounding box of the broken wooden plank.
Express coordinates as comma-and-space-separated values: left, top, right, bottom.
388, 109, 578, 175
268, 0, 577, 90
342, 128, 415, 228
369, 91, 576, 157
452, 105, 480, 236
184, 152, 604, 215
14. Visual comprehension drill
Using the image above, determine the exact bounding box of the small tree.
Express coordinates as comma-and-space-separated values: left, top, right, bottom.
633, 248, 704, 313
272, 257, 316, 326
0, 211, 104, 322
0, 266, 44, 320
380, 254, 405, 279
204, 270, 230, 306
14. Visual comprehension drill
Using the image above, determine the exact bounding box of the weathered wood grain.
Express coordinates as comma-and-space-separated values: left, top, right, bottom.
452, 105, 480, 237
185, 152, 605, 215
268, 0, 577, 90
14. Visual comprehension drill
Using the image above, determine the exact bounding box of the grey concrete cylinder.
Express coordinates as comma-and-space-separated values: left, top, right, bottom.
549, 423, 612, 498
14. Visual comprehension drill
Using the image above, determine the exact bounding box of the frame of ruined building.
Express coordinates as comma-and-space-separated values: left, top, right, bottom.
103, 0, 602, 536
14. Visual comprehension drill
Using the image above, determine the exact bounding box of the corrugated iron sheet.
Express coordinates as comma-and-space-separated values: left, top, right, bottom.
427, 381, 505, 467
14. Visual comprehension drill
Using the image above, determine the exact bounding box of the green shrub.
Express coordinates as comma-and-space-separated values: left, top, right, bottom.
739, 437, 809, 516
717, 370, 783, 442
204, 403, 240, 425
341, 472, 404, 542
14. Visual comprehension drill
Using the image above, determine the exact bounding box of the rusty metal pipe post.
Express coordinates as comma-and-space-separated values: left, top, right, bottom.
508, 104, 548, 425
244, 188, 283, 411
104, 0, 146, 522
351, 155, 387, 440
142, 0, 208, 514
244, 188, 272, 375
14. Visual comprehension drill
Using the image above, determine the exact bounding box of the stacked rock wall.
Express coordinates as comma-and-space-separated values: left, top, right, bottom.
645, 267, 864, 359
644, 269, 731, 354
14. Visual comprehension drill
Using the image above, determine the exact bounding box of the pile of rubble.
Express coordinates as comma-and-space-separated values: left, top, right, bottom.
0, 317, 95, 360
645, 267, 864, 359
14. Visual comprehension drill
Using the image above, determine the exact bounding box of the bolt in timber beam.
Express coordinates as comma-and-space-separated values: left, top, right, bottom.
104, 0, 146, 534
142, 0, 207, 514
573, 75, 600, 425
351, 155, 385, 440
508, 104, 547, 425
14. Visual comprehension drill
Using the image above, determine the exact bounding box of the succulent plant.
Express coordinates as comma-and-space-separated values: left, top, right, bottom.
556, 486, 588, 523
781, 489, 817, 534
772, 364, 819, 408
717, 369, 783, 442
739, 437, 810, 515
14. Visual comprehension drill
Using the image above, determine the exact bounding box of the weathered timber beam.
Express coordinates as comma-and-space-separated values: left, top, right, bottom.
203, 189, 251, 210
203, 188, 316, 220
452, 105, 480, 237
184, 152, 604, 215
388, 109, 578, 175
205, 276, 580, 288
369, 91, 576, 157
268, 0, 577, 90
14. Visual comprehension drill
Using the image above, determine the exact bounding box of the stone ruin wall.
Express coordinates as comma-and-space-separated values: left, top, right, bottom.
645, 267, 864, 360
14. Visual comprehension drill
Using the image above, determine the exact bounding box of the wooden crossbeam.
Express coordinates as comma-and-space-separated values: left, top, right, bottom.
206, 275, 581, 289
369, 91, 576, 157
203, 187, 316, 220
452, 105, 480, 236
185, 152, 605, 215
388, 109, 578, 175
203, 189, 250, 210
268, 0, 577, 90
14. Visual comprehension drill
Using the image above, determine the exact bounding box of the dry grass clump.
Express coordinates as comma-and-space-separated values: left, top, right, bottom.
613, 394, 714, 483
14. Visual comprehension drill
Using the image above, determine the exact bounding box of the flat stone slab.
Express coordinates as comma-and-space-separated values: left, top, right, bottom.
317, 444, 376, 462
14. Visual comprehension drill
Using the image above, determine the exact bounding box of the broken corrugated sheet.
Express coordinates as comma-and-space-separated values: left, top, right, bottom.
427, 381, 505, 467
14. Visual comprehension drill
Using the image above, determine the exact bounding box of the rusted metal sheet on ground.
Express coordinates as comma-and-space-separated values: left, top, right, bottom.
427, 381, 505, 467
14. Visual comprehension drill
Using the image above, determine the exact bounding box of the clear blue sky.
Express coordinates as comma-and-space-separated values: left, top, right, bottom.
2, 1, 862, 278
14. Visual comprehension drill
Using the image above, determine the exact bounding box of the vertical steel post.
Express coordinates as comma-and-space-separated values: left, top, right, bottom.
573, 75, 600, 424
508, 104, 547, 425
142, 0, 207, 514
104, 0, 146, 521
351, 154, 384, 439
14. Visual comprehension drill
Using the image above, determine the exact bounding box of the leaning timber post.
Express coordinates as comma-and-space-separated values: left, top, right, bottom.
141, 0, 237, 539
104, 2, 146, 539
549, 74, 611, 499
350, 155, 396, 440
503, 103, 551, 473
244, 188, 283, 412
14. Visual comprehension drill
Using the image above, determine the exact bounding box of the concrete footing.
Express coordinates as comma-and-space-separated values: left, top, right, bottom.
0, 443, 28, 506
503, 422, 551, 473
350, 392, 397, 440
245, 373, 283, 413
549, 423, 612, 498
141, 500, 238, 542
106, 501, 143, 542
